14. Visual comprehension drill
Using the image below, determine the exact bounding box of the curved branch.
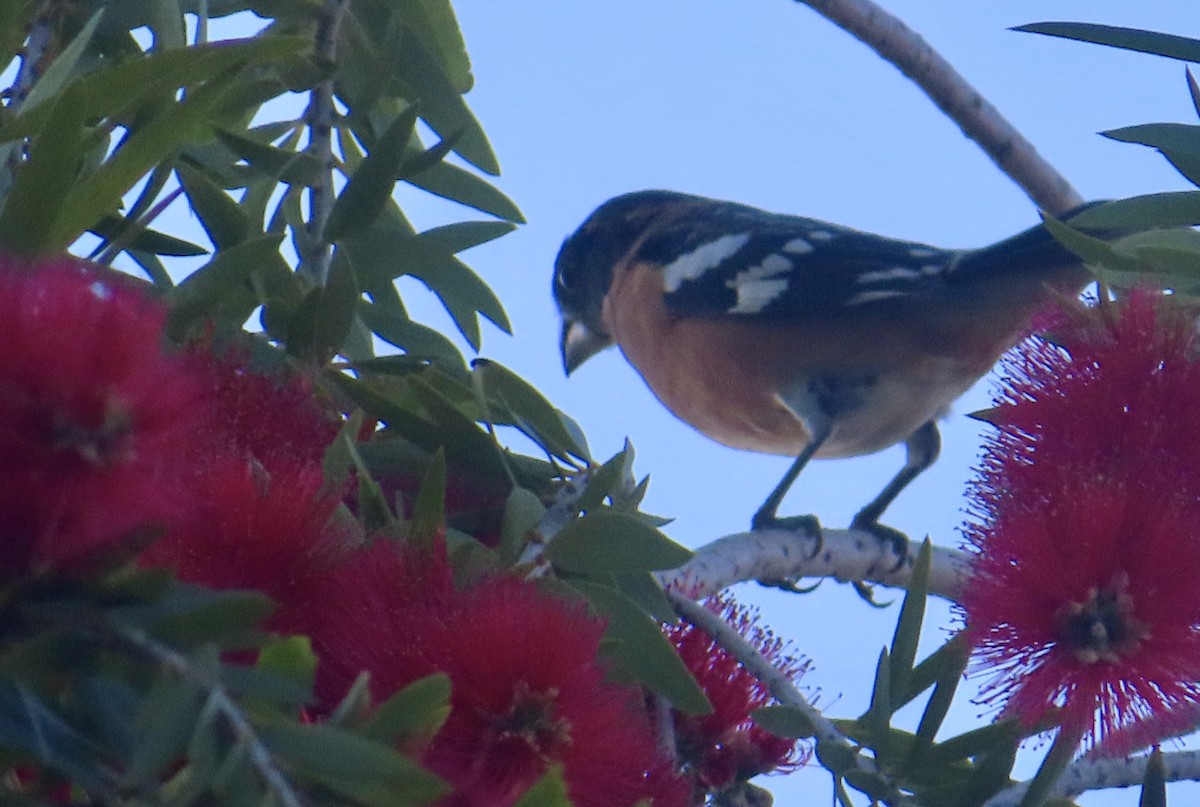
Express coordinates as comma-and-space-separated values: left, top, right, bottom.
660, 525, 971, 603
984, 750, 1200, 807
795, 0, 1083, 215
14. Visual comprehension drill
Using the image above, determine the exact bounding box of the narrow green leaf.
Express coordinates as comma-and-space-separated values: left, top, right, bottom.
214, 127, 324, 185
474, 359, 590, 461
499, 486, 546, 563
864, 648, 893, 761
569, 580, 711, 715
1041, 214, 1143, 273
1103, 123, 1200, 186
546, 512, 692, 574
49, 73, 234, 246
166, 234, 285, 339
127, 674, 204, 786
325, 372, 445, 453
287, 250, 361, 362
408, 159, 525, 222
1018, 727, 1082, 807
1140, 747, 1167, 807
412, 449, 447, 542
256, 636, 318, 693
1188, 68, 1200, 120
752, 704, 817, 739
1014, 23, 1200, 62
0, 92, 84, 252
574, 449, 633, 514
396, 0, 473, 93
888, 539, 931, 708
408, 374, 510, 481
614, 572, 676, 624
261, 722, 448, 806
359, 674, 451, 747
90, 214, 209, 257
20, 10, 104, 112
1068, 191, 1200, 229
177, 162, 251, 250
325, 108, 418, 242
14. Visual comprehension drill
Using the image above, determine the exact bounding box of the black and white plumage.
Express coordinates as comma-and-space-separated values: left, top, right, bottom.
553, 189, 1101, 541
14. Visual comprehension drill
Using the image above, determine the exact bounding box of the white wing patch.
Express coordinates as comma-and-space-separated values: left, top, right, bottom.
855, 267, 922, 285
662, 232, 751, 292
726, 253, 793, 314
845, 289, 909, 306
782, 237, 814, 255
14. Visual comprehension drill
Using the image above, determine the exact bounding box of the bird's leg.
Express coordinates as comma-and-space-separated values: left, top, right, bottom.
850, 420, 940, 570
751, 419, 832, 538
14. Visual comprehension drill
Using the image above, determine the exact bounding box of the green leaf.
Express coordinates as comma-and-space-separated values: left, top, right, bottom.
1014, 22, 1200, 62
214, 127, 324, 185
1068, 191, 1200, 229
0, 91, 84, 253
256, 635, 318, 694
359, 674, 451, 746
325, 372, 445, 453
513, 766, 572, 807
751, 704, 817, 739
499, 486, 546, 563
90, 214, 209, 257
412, 449, 447, 542
287, 250, 361, 362
166, 233, 286, 339
48, 73, 233, 247
864, 648, 893, 761
888, 539, 931, 708
0, 682, 118, 795
395, 0, 473, 94
360, 296, 468, 372
474, 359, 590, 462
408, 374, 510, 481
614, 572, 676, 624
568, 580, 711, 715
546, 512, 692, 573
408, 159, 525, 222
906, 640, 968, 768
177, 162, 252, 250
262, 722, 448, 806
1018, 727, 1081, 807
143, 588, 275, 648
1103, 124, 1200, 186
127, 672, 205, 786
325, 108, 419, 242
20, 10, 104, 113
575, 448, 634, 514
1140, 747, 1167, 807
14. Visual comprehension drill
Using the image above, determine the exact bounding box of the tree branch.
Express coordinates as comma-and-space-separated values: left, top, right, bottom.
299, 0, 351, 285
661, 525, 971, 603
106, 623, 303, 807
795, 0, 1083, 215
983, 750, 1200, 807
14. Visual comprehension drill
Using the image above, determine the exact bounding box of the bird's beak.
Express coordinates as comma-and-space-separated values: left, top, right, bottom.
560, 320, 611, 375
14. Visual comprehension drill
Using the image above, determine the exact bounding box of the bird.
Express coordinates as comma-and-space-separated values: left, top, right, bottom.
553, 189, 1101, 558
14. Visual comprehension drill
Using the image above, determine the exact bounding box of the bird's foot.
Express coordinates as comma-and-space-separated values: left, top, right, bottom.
751, 510, 824, 566
850, 515, 911, 573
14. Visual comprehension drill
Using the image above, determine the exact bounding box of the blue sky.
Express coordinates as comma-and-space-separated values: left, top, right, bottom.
417, 3, 1199, 805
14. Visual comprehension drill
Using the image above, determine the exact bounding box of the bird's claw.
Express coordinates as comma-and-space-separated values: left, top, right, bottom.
850, 516, 911, 573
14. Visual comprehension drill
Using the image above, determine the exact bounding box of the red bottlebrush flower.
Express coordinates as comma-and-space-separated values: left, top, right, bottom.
665, 596, 809, 792
357, 468, 510, 547
140, 457, 356, 636
309, 538, 679, 807
961, 291, 1200, 753
0, 257, 202, 577
185, 344, 342, 474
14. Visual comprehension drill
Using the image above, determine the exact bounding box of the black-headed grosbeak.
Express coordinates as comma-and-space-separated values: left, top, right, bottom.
553, 190, 1097, 550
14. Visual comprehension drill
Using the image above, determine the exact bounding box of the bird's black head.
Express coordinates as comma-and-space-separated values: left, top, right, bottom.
554, 190, 700, 374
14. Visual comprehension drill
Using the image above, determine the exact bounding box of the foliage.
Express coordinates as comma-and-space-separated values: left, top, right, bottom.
1, 2, 1200, 807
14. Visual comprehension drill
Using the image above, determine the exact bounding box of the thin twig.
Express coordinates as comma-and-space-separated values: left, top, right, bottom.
660, 525, 972, 603
107, 624, 304, 807
299, 0, 351, 285
795, 0, 1083, 215
669, 591, 909, 807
